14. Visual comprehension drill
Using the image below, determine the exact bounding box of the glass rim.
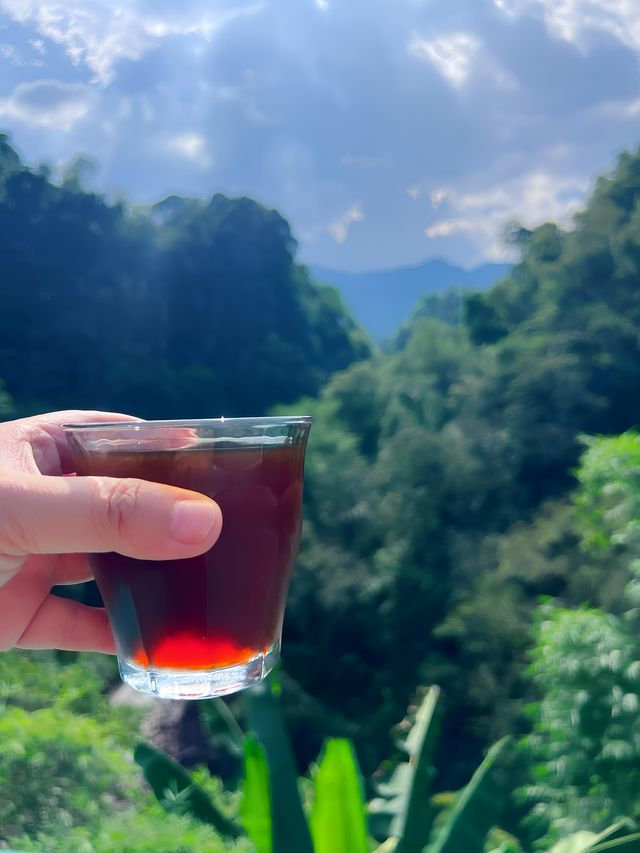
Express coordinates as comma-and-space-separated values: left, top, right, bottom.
63, 415, 313, 431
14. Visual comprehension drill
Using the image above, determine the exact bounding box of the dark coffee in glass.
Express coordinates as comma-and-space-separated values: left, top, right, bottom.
64, 418, 311, 699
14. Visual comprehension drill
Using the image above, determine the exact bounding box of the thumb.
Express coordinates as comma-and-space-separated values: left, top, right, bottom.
0, 469, 223, 562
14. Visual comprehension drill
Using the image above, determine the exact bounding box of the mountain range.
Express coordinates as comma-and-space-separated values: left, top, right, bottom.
311, 259, 512, 342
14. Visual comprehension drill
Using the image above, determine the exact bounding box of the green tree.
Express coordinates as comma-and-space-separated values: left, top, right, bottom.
0, 136, 369, 420
283, 146, 640, 790
522, 605, 640, 847
521, 433, 640, 846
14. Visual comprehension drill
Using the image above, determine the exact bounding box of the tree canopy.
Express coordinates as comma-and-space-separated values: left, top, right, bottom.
0, 134, 369, 420
4, 136, 640, 849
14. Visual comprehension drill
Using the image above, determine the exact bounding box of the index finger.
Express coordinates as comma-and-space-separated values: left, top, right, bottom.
0, 410, 141, 475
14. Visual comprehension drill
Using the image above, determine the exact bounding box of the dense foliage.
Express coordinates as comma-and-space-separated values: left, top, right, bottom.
0, 134, 369, 420
282, 148, 640, 788
2, 137, 640, 849
518, 434, 640, 847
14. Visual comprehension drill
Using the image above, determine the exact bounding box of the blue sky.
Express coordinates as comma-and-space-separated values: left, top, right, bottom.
0, 0, 638, 271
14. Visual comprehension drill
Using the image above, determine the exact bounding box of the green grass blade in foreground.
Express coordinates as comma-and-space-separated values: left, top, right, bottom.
134, 741, 240, 839
425, 736, 513, 853
241, 735, 273, 853
394, 686, 441, 853
246, 674, 314, 853
310, 738, 369, 853
548, 834, 609, 853
547, 822, 640, 853
591, 835, 640, 852
200, 697, 246, 749
373, 840, 399, 852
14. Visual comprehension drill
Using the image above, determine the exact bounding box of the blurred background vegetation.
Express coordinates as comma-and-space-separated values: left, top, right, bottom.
3, 137, 640, 850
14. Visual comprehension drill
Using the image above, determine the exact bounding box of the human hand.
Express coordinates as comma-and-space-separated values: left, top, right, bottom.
0, 411, 222, 654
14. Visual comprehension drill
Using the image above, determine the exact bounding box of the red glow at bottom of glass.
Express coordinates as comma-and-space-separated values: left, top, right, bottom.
133, 635, 259, 670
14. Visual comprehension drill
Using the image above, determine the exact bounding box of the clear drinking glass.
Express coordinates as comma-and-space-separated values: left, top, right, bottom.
64, 417, 311, 700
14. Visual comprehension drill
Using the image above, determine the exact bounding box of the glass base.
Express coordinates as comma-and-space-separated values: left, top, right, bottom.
119, 642, 280, 700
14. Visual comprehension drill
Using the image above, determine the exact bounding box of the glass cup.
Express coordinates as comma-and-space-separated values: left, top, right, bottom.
64, 417, 312, 700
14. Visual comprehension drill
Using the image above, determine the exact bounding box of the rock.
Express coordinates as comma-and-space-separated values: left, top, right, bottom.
140, 699, 217, 769
110, 682, 217, 769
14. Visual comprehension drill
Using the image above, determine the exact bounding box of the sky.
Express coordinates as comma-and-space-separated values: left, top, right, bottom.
0, 0, 638, 272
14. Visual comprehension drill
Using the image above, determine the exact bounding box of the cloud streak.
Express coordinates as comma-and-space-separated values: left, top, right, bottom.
409, 32, 479, 88
0, 79, 92, 130
165, 132, 212, 167
425, 168, 588, 259
329, 203, 364, 244
494, 0, 640, 50
0, 0, 265, 84
0, 40, 44, 67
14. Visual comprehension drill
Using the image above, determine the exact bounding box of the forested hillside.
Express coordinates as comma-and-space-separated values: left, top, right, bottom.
0, 134, 369, 420
3, 141, 640, 851
283, 149, 640, 787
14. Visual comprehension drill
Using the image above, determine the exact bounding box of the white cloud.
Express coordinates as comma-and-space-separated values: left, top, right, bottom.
0, 79, 92, 130
0, 42, 21, 65
430, 187, 448, 208
582, 95, 640, 120
144, 4, 264, 39
408, 32, 479, 88
494, 0, 640, 50
0, 40, 44, 66
166, 132, 211, 167
329, 202, 363, 244
425, 218, 464, 238
425, 169, 588, 259
0, 1, 265, 85
408, 30, 518, 91
28, 37, 46, 54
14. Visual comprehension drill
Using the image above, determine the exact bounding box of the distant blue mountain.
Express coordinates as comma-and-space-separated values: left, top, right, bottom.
310, 259, 511, 342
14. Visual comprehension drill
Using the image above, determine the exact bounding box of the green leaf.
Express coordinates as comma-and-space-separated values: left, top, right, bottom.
310, 738, 369, 853
134, 742, 240, 839
203, 697, 245, 748
373, 840, 398, 852
586, 822, 639, 849
547, 831, 640, 853
247, 676, 314, 853
369, 687, 442, 846
395, 686, 441, 853
486, 826, 524, 852
425, 737, 513, 853
486, 845, 522, 853
591, 835, 640, 852
241, 735, 273, 853
548, 833, 599, 853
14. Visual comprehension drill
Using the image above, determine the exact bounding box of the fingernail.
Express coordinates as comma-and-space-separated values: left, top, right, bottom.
170, 500, 219, 545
